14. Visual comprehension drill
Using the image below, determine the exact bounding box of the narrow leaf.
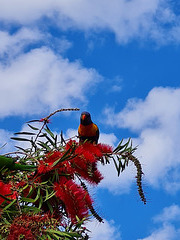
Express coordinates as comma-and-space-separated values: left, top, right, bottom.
3, 199, 16, 211
27, 124, 39, 131
11, 137, 31, 142
45, 126, 55, 139
14, 132, 36, 135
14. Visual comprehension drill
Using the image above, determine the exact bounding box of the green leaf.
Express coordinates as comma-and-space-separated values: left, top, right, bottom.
27, 120, 40, 123
113, 138, 124, 153
54, 134, 57, 148
27, 124, 39, 131
21, 197, 36, 203
22, 206, 41, 213
45, 190, 56, 202
15, 146, 29, 152
46, 200, 54, 214
0, 193, 13, 202
52, 147, 73, 167
112, 157, 120, 176
38, 195, 43, 209
19, 184, 29, 193
37, 141, 51, 151
44, 134, 55, 147
45, 126, 55, 139
3, 199, 16, 211
14, 132, 36, 135
47, 235, 52, 240
11, 137, 31, 142
21, 187, 40, 203
45, 229, 81, 238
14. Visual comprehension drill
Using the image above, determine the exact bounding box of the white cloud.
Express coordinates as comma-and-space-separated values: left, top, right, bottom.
98, 159, 135, 194
104, 87, 180, 192
99, 133, 118, 146
138, 224, 179, 240
153, 204, 180, 223
0, 47, 102, 118
0, 129, 15, 154
86, 219, 121, 240
138, 205, 180, 240
0, 0, 180, 44
0, 0, 54, 24
0, 28, 43, 58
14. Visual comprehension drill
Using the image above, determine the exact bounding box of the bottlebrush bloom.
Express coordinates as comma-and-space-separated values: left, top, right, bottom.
69, 142, 104, 184
37, 160, 52, 174
0, 181, 16, 205
37, 150, 74, 177
8, 214, 51, 240
71, 155, 103, 184
37, 151, 63, 174
8, 226, 34, 240
97, 143, 113, 154
54, 178, 93, 223
45, 151, 63, 164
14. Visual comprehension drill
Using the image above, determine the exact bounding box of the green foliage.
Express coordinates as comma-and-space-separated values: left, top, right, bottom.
0, 108, 146, 239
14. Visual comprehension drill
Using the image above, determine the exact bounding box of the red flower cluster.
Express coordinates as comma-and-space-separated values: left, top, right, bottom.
38, 150, 73, 177
8, 214, 51, 240
12, 141, 113, 225
38, 151, 63, 174
8, 226, 34, 240
66, 140, 113, 184
54, 177, 93, 223
0, 181, 16, 205
37, 141, 112, 184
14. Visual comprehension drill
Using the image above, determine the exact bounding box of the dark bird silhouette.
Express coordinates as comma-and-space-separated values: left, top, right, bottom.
78, 112, 99, 144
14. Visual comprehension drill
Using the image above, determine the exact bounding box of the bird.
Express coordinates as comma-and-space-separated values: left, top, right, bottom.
0, 155, 37, 171
78, 111, 99, 144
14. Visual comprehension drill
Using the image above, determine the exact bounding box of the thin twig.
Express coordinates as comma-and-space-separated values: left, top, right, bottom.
31, 108, 80, 153
42, 108, 80, 122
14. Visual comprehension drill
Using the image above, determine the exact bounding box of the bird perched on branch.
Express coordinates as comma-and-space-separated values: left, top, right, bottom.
78, 111, 99, 144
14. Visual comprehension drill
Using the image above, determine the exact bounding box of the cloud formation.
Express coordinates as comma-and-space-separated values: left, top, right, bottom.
0, 28, 43, 58
0, 129, 15, 154
104, 87, 180, 192
138, 204, 180, 240
0, 47, 102, 118
86, 219, 121, 240
1, 0, 180, 44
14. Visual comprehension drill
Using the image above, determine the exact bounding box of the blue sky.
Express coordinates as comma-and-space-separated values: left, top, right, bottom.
1, 0, 180, 239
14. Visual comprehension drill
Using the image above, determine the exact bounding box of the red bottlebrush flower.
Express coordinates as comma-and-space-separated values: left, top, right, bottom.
97, 143, 113, 154
82, 142, 103, 158
45, 151, 63, 164
65, 139, 78, 151
37, 160, 52, 174
37, 150, 75, 178
57, 161, 74, 177
54, 179, 93, 223
8, 214, 52, 240
8, 226, 34, 240
69, 143, 104, 184
71, 156, 103, 184
0, 181, 16, 205
37, 151, 63, 174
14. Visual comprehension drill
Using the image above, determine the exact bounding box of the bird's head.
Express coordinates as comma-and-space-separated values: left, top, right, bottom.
80, 111, 93, 125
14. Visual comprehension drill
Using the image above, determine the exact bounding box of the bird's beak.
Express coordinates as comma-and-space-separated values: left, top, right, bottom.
82, 114, 86, 120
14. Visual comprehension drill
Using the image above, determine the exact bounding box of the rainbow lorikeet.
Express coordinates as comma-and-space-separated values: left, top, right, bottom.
78, 112, 99, 144
0, 155, 36, 171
